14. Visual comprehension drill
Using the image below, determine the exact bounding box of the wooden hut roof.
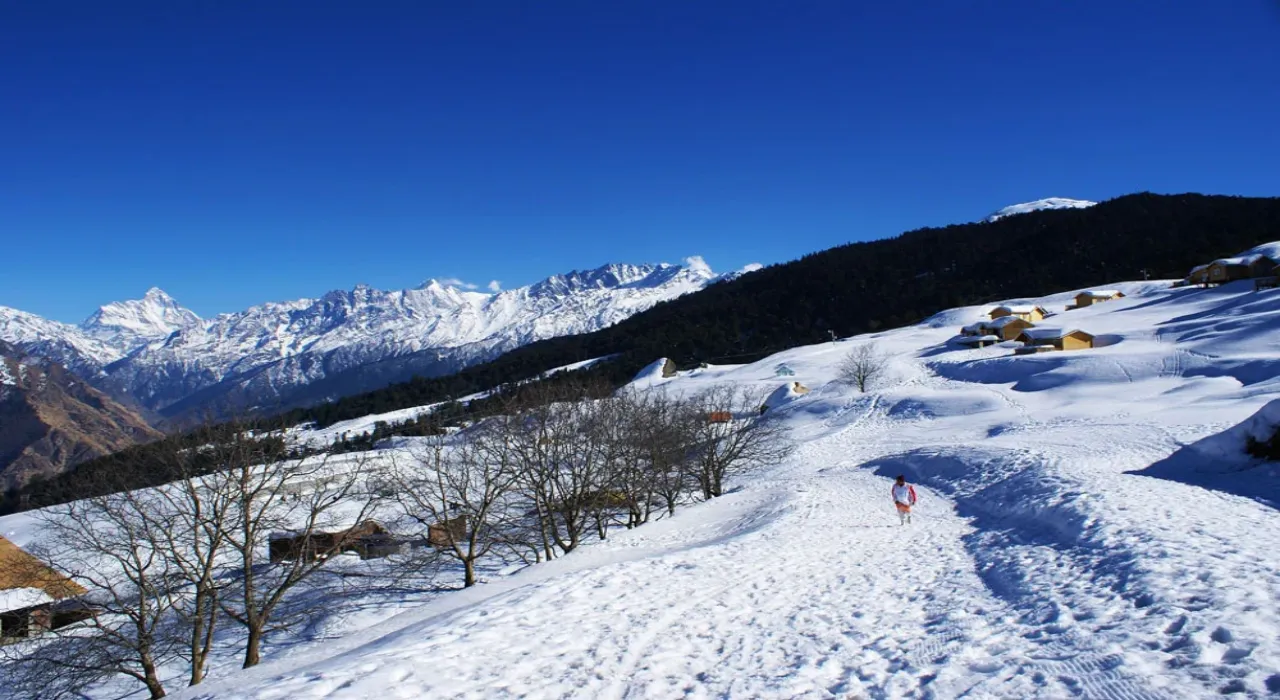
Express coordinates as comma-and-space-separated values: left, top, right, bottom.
1019, 327, 1094, 341
0, 535, 85, 612
987, 316, 1031, 329
993, 304, 1047, 315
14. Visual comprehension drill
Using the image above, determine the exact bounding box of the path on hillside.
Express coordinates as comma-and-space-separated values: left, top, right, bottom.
184, 396, 1190, 700
176, 346, 1280, 700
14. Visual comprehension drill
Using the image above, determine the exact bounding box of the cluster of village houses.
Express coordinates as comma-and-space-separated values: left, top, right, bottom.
955, 289, 1124, 354
955, 250, 1280, 355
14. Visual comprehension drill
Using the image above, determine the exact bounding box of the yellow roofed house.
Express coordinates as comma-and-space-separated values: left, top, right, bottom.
988, 304, 1049, 322
1014, 327, 1096, 354
985, 316, 1035, 341
1068, 290, 1125, 309
1205, 255, 1276, 285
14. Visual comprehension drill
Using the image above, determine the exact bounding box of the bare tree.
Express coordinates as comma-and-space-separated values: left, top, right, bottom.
207, 443, 384, 668
837, 343, 889, 393
158, 478, 231, 688
688, 386, 792, 499
613, 389, 698, 520
508, 402, 600, 556
497, 379, 620, 557
150, 434, 241, 688
2, 425, 299, 697
598, 393, 656, 529
389, 426, 520, 588
14, 487, 183, 699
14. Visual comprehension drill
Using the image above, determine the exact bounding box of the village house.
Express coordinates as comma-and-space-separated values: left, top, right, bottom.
269, 520, 405, 563
988, 304, 1050, 322
1067, 290, 1125, 309
955, 334, 1000, 348
1014, 327, 1096, 354
427, 515, 470, 548
986, 316, 1035, 341
1, 536, 91, 644
1203, 255, 1277, 285
958, 316, 1033, 344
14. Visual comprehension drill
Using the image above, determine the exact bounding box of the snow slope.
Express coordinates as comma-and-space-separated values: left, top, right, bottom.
8, 272, 1280, 699
122, 274, 1280, 700
0, 259, 741, 416
987, 197, 1097, 221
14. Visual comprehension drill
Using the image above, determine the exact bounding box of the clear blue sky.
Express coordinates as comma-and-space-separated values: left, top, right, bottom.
3, 1, 1278, 322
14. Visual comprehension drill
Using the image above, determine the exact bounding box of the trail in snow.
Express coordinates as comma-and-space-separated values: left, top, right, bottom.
189, 401, 1187, 700
10, 275, 1280, 699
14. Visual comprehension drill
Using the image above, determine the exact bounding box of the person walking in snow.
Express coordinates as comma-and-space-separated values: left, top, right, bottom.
892, 475, 917, 525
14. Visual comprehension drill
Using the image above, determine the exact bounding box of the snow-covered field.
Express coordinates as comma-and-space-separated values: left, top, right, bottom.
9, 274, 1280, 699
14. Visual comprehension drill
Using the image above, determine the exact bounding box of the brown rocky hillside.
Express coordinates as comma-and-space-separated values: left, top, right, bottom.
0, 341, 161, 490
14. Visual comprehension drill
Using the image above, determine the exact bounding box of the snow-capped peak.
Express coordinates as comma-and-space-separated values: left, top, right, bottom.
527, 262, 692, 298
0, 257, 726, 417
683, 256, 714, 278
986, 198, 1097, 222
80, 287, 202, 352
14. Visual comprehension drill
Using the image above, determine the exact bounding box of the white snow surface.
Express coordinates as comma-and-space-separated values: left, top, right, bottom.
1241, 242, 1280, 261
0, 587, 52, 614
987, 197, 1097, 221
97, 274, 1279, 699
11, 272, 1280, 698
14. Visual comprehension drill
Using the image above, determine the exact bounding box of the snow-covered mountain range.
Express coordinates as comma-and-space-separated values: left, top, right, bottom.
0, 257, 743, 420
986, 197, 1097, 221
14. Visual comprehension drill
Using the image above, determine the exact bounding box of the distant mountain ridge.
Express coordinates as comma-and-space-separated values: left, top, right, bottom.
0, 257, 741, 421
0, 341, 161, 490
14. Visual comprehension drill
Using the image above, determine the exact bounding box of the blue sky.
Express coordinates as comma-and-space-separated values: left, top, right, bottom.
3, 1, 1278, 322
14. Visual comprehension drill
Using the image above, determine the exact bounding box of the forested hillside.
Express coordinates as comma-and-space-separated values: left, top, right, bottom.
294, 192, 1280, 426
